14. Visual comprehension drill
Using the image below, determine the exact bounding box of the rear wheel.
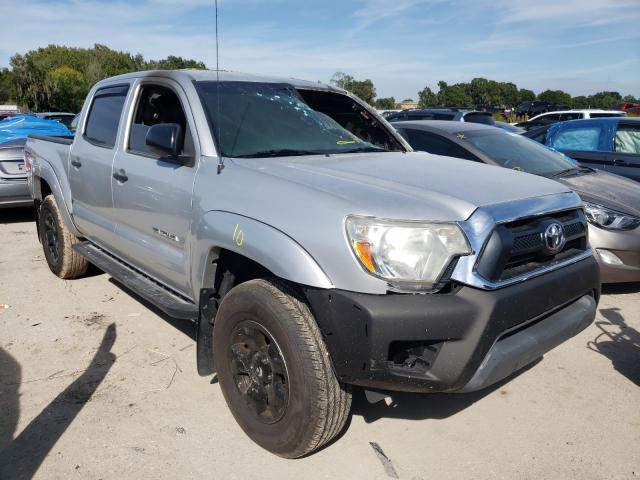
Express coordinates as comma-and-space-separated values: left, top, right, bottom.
39, 195, 88, 279
213, 279, 351, 458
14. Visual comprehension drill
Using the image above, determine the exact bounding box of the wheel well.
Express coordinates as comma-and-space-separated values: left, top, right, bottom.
206, 249, 275, 300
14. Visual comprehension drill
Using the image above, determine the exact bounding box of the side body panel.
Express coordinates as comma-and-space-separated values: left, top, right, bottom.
109, 77, 200, 295
68, 85, 131, 247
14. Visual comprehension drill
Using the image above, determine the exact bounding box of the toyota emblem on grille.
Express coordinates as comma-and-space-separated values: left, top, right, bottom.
544, 222, 566, 254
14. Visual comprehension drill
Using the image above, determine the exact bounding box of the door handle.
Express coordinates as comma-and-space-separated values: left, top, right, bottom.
612, 158, 627, 166
113, 169, 128, 183
71, 159, 82, 168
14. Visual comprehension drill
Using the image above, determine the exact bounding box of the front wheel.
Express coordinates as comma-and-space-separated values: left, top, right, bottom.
213, 279, 351, 458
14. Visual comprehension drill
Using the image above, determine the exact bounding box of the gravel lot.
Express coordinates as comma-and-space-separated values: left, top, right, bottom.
1, 208, 639, 480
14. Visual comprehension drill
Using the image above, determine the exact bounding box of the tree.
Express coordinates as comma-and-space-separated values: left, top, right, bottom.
374, 97, 396, 109
587, 91, 622, 109
518, 89, 536, 103
572, 95, 589, 108
0, 68, 16, 103
537, 89, 572, 106
436, 81, 472, 107
9, 44, 205, 112
149, 55, 206, 70
330, 71, 377, 105
48, 66, 86, 111
623, 94, 638, 103
418, 86, 437, 107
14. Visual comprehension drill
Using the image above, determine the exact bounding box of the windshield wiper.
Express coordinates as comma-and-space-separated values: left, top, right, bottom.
550, 167, 591, 179
235, 149, 324, 158
340, 146, 386, 153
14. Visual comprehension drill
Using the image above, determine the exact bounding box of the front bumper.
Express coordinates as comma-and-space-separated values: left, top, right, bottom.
0, 180, 31, 208
589, 224, 640, 283
304, 255, 599, 393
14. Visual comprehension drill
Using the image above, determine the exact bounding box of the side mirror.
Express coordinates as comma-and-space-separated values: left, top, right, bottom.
145, 123, 183, 158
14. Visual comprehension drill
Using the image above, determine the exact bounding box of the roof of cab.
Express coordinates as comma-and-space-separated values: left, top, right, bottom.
95, 69, 341, 92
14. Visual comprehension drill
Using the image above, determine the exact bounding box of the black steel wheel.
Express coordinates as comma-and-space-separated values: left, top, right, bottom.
38, 195, 88, 279
213, 279, 351, 458
229, 321, 289, 424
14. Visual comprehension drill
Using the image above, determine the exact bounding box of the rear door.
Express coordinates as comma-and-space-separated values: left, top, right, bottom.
69, 84, 130, 245
110, 79, 199, 296
608, 122, 640, 181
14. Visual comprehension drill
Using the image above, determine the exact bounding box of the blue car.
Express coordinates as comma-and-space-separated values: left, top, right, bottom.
524, 117, 640, 183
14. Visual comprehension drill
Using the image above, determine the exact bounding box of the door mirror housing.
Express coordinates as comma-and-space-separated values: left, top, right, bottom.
145, 123, 183, 158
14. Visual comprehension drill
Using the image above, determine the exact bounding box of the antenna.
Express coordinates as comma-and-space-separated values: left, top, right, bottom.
215, 0, 224, 174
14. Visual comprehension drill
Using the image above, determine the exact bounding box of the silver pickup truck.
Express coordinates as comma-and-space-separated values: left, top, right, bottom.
26, 70, 600, 458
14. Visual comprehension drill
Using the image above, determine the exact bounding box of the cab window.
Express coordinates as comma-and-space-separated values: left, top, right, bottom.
614, 125, 640, 154
551, 126, 603, 151
84, 85, 129, 148
401, 129, 478, 161
128, 84, 192, 156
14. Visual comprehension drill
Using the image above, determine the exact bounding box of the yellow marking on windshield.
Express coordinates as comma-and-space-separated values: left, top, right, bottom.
513, 166, 523, 171
456, 133, 465, 140
337, 140, 357, 145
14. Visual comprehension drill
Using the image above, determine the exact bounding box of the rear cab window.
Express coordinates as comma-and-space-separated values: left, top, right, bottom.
401, 129, 478, 161
550, 125, 605, 151
83, 85, 129, 148
614, 124, 640, 154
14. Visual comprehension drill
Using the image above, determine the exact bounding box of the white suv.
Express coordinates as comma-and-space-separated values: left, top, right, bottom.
529, 109, 627, 122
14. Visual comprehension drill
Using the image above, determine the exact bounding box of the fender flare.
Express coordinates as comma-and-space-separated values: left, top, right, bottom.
190, 210, 333, 294
32, 162, 81, 237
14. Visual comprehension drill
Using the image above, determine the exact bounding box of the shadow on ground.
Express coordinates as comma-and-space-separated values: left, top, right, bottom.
107, 277, 196, 340
351, 359, 540, 424
601, 283, 640, 295
0, 324, 117, 479
0, 207, 34, 224
587, 308, 640, 387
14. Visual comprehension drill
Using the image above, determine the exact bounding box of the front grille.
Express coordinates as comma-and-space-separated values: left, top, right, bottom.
476, 209, 588, 282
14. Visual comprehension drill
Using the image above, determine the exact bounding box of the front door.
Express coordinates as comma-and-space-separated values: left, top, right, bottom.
110, 79, 198, 297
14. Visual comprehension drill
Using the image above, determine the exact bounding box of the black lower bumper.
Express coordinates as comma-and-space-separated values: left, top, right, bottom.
304, 256, 600, 393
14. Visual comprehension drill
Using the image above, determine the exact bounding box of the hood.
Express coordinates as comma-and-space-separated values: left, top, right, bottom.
557, 169, 640, 217
233, 151, 572, 222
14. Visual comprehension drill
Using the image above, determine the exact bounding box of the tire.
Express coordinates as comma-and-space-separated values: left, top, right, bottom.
213, 278, 351, 458
39, 194, 88, 279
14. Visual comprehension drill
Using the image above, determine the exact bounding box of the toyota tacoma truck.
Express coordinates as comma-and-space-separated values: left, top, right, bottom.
26, 70, 600, 458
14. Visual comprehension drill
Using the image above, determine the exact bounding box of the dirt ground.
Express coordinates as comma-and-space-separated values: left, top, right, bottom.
1, 208, 638, 480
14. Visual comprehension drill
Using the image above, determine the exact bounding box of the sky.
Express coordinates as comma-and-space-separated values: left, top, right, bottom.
0, 0, 639, 100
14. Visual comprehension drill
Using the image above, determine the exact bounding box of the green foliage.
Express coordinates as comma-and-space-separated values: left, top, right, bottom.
0, 68, 16, 103
623, 94, 638, 102
418, 86, 437, 107
436, 81, 472, 107
537, 89, 572, 106
330, 72, 376, 105
374, 97, 396, 109
148, 55, 206, 70
518, 88, 536, 103
8, 44, 206, 112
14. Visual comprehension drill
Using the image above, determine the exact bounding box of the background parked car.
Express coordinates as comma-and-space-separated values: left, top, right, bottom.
394, 120, 640, 283
516, 109, 627, 132
385, 108, 494, 124
0, 115, 71, 208
514, 101, 569, 118
524, 117, 640, 182
33, 112, 76, 128
619, 102, 640, 115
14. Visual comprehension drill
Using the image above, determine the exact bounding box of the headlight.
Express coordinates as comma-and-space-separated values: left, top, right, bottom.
584, 203, 640, 231
345, 216, 471, 290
